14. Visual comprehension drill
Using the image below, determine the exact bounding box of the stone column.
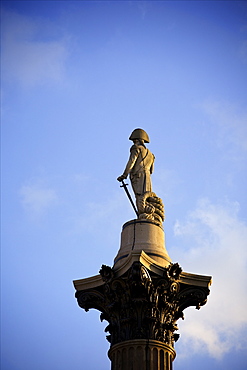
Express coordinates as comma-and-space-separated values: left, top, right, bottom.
109, 339, 175, 370
74, 220, 212, 370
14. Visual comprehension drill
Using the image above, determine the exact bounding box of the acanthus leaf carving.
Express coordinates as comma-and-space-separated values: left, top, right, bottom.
75, 262, 210, 349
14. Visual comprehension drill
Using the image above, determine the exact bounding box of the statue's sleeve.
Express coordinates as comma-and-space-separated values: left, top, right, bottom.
122, 146, 139, 177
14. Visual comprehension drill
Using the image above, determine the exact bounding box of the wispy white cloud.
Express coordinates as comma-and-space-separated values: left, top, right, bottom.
200, 100, 247, 157
20, 183, 58, 218
172, 198, 247, 359
2, 10, 68, 87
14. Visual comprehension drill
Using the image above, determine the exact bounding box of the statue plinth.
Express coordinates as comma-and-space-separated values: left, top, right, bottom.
114, 219, 171, 269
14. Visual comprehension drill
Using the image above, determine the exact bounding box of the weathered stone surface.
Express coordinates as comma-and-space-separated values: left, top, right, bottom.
117, 129, 164, 224
114, 219, 171, 269
73, 129, 212, 369
73, 216, 212, 369
75, 260, 211, 348
108, 339, 176, 370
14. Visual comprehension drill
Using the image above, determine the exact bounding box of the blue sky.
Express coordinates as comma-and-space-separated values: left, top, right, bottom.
1, 1, 247, 369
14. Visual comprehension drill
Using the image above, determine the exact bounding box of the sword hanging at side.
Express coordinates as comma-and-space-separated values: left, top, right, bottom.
120, 180, 139, 217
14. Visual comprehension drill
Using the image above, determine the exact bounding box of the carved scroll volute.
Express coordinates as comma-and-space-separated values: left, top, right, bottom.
75, 289, 105, 313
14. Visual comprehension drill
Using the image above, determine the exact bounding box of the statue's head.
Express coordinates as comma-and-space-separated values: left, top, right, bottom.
129, 128, 150, 143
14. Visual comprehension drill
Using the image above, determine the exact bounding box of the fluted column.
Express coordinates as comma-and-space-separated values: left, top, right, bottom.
109, 339, 175, 370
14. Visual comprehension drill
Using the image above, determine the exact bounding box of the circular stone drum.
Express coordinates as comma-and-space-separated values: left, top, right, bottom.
114, 219, 171, 269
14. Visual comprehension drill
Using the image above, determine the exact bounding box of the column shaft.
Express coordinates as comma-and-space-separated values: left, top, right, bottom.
108, 339, 175, 370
